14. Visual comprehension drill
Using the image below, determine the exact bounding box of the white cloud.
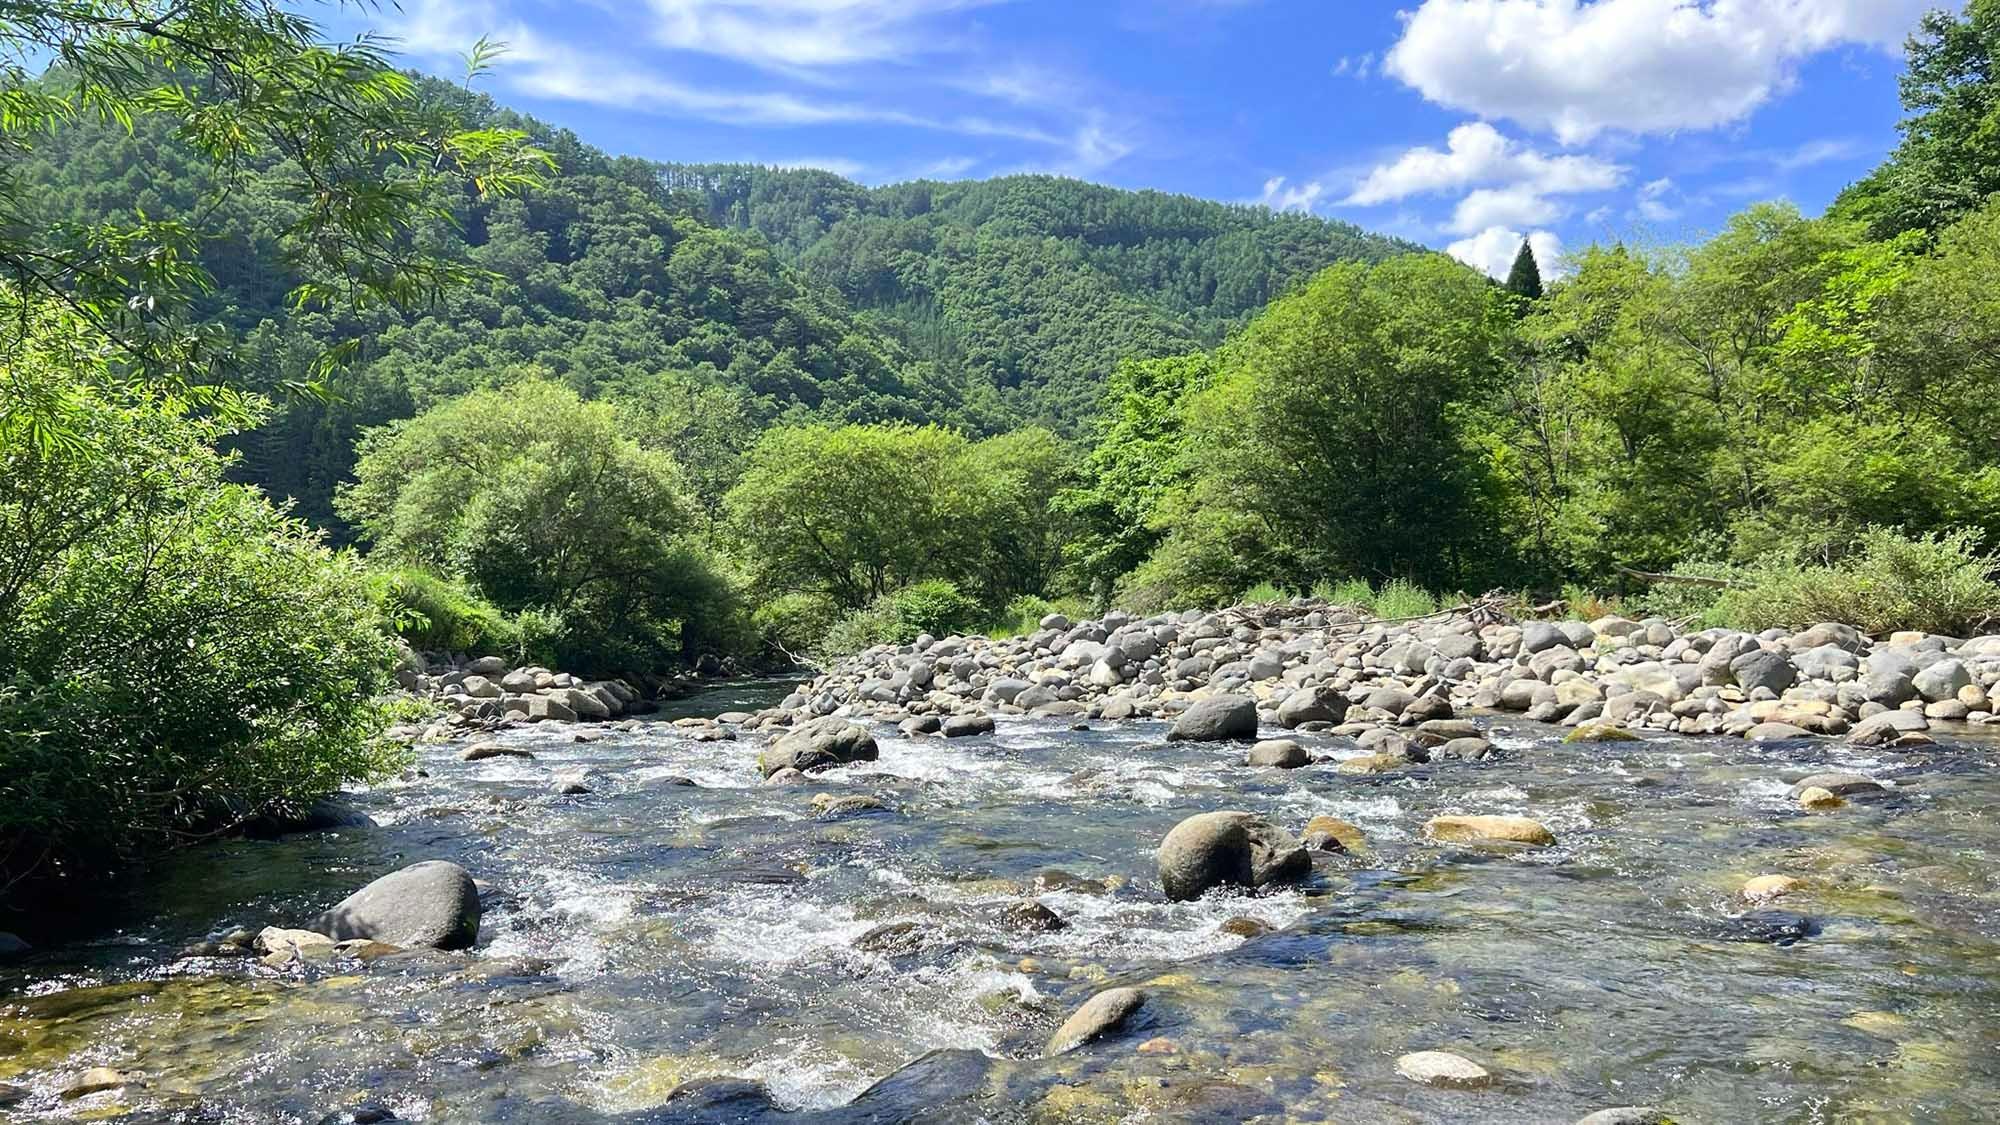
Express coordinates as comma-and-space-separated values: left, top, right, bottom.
1333, 52, 1375, 79
1635, 176, 1679, 221
1346, 122, 1625, 205
1260, 176, 1326, 212
644, 0, 994, 71
1450, 185, 1561, 233
1385, 0, 1937, 144
1448, 225, 1564, 280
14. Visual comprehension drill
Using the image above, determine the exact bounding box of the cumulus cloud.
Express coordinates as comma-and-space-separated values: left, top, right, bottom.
1260, 176, 1326, 212
1385, 0, 1937, 144
1448, 226, 1564, 280
1346, 122, 1625, 205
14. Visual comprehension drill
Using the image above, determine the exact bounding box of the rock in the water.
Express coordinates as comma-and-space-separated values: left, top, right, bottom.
1004, 900, 1067, 932
1850, 709, 1928, 746
551, 771, 593, 796
1395, 1050, 1493, 1089
1045, 986, 1146, 1056
1157, 811, 1310, 901
1246, 738, 1308, 768
460, 743, 533, 761
898, 715, 942, 737
1575, 1109, 1672, 1125
1912, 659, 1971, 702
1786, 772, 1884, 799
62, 1067, 138, 1099
940, 714, 996, 738
314, 860, 481, 950
811, 793, 890, 819
1797, 786, 1844, 811
759, 717, 878, 777
1565, 723, 1639, 743
1166, 694, 1259, 742
1302, 816, 1365, 853
1746, 721, 1813, 742
1425, 814, 1555, 847
1742, 874, 1800, 902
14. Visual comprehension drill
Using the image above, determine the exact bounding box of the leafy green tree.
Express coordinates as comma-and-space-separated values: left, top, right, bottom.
339, 380, 723, 672
1839, 0, 2000, 236
1, 2, 547, 435
1055, 352, 1216, 604
1188, 254, 1514, 590
723, 422, 987, 607
960, 427, 1081, 602
1504, 239, 1544, 300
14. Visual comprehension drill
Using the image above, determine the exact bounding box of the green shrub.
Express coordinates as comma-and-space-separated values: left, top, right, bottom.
1239, 581, 1289, 605
892, 579, 983, 639
819, 580, 986, 656
752, 592, 844, 660
1625, 563, 1741, 623
1711, 527, 2000, 635
1313, 577, 1376, 611
2, 376, 405, 891
1373, 579, 1439, 619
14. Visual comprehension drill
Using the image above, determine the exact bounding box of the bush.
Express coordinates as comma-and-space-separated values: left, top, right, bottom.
368, 566, 515, 655
1313, 577, 1376, 610
752, 592, 844, 661
892, 579, 983, 640
1239, 581, 1289, 605
1373, 578, 1439, 619
819, 580, 985, 656
1711, 527, 2000, 636
2, 376, 405, 891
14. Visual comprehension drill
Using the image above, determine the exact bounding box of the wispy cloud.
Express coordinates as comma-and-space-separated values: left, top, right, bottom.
643, 0, 1001, 72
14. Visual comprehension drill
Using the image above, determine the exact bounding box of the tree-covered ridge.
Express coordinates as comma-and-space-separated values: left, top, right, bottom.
9, 77, 978, 529
656, 165, 1423, 428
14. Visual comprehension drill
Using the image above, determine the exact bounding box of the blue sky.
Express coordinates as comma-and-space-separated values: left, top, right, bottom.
357, 0, 1957, 277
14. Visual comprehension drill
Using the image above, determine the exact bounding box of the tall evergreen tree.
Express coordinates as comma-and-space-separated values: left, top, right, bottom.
1504, 239, 1545, 300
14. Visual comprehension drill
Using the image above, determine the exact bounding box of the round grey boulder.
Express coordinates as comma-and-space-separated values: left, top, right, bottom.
758, 718, 878, 777
314, 860, 480, 950
1246, 739, 1309, 768
1157, 811, 1310, 901
1166, 695, 1259, 742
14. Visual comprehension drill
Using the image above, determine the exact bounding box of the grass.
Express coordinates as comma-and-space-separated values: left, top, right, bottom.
1239, 581, 1289, 605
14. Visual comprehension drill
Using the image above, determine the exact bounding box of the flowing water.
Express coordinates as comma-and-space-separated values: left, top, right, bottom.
4, 682, 1999, 1123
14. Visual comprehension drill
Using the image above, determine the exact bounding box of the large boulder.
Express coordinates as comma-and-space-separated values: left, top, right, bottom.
1165, 695, 1259, 742
1731, 649, 1797, 696
1912, 659, 1971, 703
759, 718, 878, 777
314, 860, 480, 950
1277, 686, 1348, 728
1245, 739, 1308, 768
1156, 811, 1309, 900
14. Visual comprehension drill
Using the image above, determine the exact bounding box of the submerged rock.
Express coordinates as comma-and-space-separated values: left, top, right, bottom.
1787, 772, 1884, 799
1157, 811, 1309, 900
1797, 786, 1845, 811
1395, 1050, 1492, 1089
940, 714, 996, 738
1576, 1110, 1673, 1125
1045, 986, 1146, 1055
314, 860, 480, 950
1741, 874, 1801, 902
1425, 814, 1555, 847
1302, 815, 1365, 853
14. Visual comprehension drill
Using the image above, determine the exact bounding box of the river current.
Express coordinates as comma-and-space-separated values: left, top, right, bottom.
3, 681, 1997, 1122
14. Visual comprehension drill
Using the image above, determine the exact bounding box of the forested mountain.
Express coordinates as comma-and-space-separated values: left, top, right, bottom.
659, 165, 1421, 426
10, 77, 1411, 530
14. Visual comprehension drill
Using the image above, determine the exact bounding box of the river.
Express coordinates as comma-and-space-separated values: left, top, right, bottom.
2, 680, 1997, 1122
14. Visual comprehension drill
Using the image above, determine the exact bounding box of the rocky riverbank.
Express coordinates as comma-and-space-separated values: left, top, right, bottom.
760, 601, 2000, 755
